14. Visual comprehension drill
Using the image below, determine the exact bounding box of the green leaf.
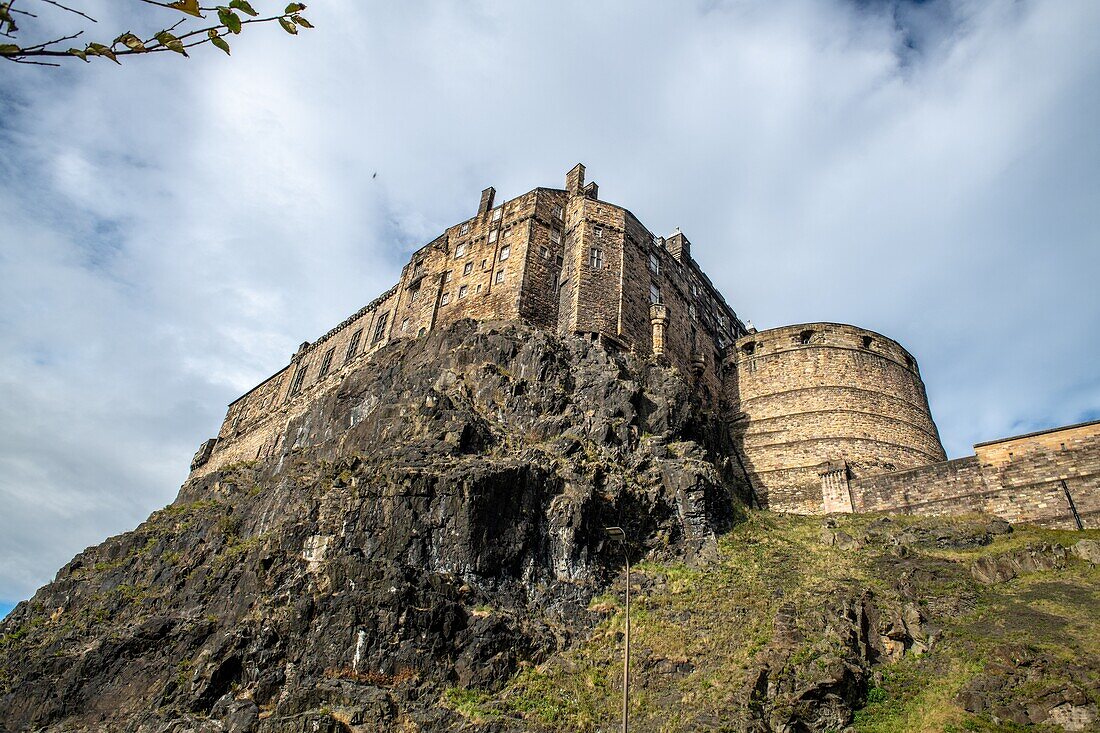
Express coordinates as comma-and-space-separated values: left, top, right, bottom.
228, 0, 258, 17
87, 42, 121, 64
278, 16, 298, 34
0, 43, 20, 55
284, 3, 305, 13
114, 32, 147, 52
0, 3, 16, 33
217, 7, 242, 34
154, 30, 189, 56
207, 29, 231, 55
67, 47, 90, 62
292, 14, 313, 28
167, 0, 203, 17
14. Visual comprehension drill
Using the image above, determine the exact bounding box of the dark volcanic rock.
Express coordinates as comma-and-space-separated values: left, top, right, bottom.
0, 321, 749, 732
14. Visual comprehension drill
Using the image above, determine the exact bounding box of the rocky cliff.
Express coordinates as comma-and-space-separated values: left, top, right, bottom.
0, 320, 747, 732
2, 321, 1098, 733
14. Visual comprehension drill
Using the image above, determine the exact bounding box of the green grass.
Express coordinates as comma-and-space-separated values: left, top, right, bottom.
442, 512, 1100, 732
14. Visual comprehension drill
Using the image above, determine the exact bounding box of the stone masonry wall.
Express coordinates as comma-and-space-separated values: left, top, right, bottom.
193, 165, 750, 479
848, 420, 1100, 529
727, 323, 946, 514
557, 164, 747, 401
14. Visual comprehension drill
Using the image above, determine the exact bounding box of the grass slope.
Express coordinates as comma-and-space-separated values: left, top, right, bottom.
443, 512, 1100, 732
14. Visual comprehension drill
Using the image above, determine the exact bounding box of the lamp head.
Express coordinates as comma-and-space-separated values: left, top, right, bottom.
604, 526, 626, 540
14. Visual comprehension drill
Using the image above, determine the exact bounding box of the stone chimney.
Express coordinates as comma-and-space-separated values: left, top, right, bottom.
566, 164, 585, 196
477, 186, 496, 218
665, 228, 691, 263
582, 181, 599, 200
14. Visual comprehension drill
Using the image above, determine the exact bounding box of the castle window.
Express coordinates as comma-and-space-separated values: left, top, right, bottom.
372, 312, 389, 344
649, 284, 662, 304
499, 244, 510, 261
441, 291, 451, 305
689, 304, 697, 321
290, 364, 309, 395
461, 222, 469, 234
410, 285, 420, 302
862, 335, 873, 349
458, 285, 468, 299
648, 253, 660, 275
489, 230, 498, 243
455, 242, 467, 258
551, 229, 561, 244
412, 260, 423, 277
590, 247, 603, 269
481, 259, 488, 270
418, 327, 426, 337
495, 269, 505, 284
594, 226, 603, 239
443, 270, 452, 283
463, 261, 473, 276
799, 329, 814, 345
492, 207, 502, 221
401, 318, 410, 333
553, 205, 563, 220
317, 347, 335, 378
556, 255, 564, 267
692, 283, 699, 297
345, 329, 362, 362
741, 341, 755, 355
540, 245, 550, 259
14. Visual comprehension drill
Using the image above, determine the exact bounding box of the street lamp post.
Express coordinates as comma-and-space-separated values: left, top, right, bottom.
605, 526, 629, 733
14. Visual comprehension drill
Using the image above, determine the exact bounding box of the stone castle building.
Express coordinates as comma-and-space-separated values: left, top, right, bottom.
191, 164, 1097, 530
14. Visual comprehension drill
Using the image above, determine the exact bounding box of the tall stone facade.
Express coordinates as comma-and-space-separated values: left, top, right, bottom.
188, 165, 1096, 530
193, 164, 750, 477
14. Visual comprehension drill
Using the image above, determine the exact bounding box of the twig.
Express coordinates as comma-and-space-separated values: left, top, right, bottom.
7, 56, 61, 65
19, 29, 82, 51
2, 12, 303, 59
37, 0, 97, 23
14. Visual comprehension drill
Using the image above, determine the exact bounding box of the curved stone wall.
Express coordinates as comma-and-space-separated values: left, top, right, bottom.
726, 323, 946, 513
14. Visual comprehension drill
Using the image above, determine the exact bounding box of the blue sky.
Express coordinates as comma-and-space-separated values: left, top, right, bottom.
0, 0, 1098, 608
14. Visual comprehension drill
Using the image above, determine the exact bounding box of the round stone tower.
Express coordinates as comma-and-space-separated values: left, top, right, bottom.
725, 323, 946, 514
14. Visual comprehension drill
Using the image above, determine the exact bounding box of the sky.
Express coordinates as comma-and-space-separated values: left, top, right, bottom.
0, 0, 1098, 608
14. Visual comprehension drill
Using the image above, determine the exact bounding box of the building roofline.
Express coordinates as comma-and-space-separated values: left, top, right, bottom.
973, 418, 1100, 449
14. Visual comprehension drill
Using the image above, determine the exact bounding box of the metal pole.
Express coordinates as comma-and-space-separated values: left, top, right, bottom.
605, 527, 630, 733
1061, 479, 1084, 530
623, 549, 630, 733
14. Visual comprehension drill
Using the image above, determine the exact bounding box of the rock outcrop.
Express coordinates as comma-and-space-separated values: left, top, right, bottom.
0, 321, 747, 732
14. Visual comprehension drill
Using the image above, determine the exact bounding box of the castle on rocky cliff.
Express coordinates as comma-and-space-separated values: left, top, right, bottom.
191, 165, 1098, 530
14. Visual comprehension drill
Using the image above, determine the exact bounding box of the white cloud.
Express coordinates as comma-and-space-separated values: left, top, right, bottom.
0, 0, 1097, 601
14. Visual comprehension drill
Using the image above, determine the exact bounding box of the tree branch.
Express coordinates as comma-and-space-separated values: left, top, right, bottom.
37, 0, 96, 23
0, 1, 312, 64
